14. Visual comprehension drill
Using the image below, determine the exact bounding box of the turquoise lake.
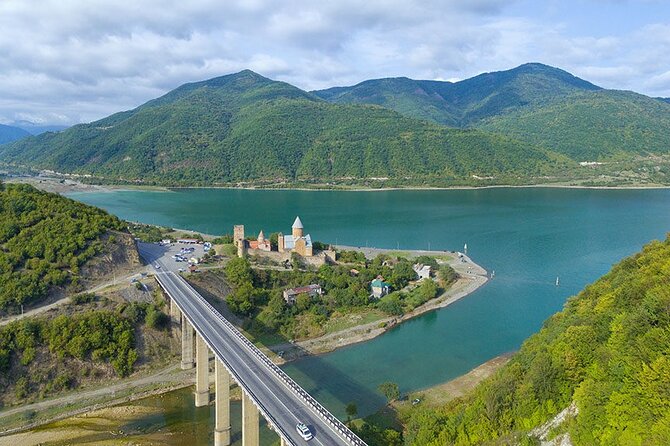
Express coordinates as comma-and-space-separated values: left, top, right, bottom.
67, 187, 670, 420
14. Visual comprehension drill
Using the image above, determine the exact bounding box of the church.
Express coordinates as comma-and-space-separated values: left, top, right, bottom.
278, 216, 313, 257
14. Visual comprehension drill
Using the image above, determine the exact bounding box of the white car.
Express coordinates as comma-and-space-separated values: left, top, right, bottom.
155, 264, 161, 269
296, 423, 313, 441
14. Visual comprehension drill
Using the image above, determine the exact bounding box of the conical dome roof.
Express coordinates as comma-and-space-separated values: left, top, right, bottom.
292, 216, 303, 229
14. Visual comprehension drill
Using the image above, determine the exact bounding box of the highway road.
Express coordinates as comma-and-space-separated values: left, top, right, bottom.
139, 243, 366, 446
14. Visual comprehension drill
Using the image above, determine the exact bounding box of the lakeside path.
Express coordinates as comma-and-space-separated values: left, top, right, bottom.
272, 246, 488, 361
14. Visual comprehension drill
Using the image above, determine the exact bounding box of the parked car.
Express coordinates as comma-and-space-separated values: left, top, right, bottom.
296, 423, 313, 441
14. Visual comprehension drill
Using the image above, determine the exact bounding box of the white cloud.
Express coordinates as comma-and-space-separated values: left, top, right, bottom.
0, 0, 667, 125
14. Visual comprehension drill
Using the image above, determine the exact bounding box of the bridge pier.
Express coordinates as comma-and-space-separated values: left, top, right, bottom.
170, 297, 181, 321
194, 333, 209, 407
242, 392, 260, 446
181, 316, 194, 370
214, 359, 232, 446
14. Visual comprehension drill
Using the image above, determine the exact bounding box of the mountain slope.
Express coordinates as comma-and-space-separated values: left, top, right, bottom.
479, 90, 670, 160
0, 70, 571, 186
0, 182, 128, 313
313, 63, 601, 126
405, 236, 670, 446
0, 124, 30, 144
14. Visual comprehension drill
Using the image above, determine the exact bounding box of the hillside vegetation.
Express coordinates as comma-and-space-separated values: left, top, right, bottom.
0, 182, 125, 313
0, 70, 572, 186
3, 64, 669, 186
314, 63, 600, 127
404, 236, 670, 445
480, 90, 670, 160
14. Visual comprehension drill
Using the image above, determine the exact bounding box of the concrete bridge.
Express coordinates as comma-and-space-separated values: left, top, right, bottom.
142, 244, 367, 446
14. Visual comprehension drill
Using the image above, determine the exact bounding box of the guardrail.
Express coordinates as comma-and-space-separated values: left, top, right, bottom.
157, 272, 367, 446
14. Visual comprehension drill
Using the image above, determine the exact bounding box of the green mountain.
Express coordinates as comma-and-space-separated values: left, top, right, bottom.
0, 124, 30, 145
479, 90, 670, 160
313, 63, 601, 126
315, 64, 670, 164
405, 236, 670, 445
0, 70, 569, 186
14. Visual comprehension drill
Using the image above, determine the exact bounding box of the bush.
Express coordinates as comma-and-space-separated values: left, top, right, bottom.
70, 293, 96, 305
438, 264, 458, 285
145, 306, 169, 330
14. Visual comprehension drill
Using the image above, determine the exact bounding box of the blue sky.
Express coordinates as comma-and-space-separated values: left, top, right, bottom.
0, 0, 668, 125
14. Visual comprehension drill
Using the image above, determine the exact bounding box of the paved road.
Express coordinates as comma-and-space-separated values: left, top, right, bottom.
139, 243, 365, 446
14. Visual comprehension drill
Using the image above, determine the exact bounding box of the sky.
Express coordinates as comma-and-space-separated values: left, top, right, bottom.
0, 0, 669, 125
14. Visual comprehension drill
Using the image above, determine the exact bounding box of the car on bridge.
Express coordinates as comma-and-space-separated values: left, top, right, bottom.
296, 422, 313, 441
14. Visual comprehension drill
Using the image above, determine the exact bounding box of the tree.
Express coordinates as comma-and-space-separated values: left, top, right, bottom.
391, 261, 417, 288
438, 264, 458, 285
225, 257, 252, 287
296, 293, 311, 312
346, 402, 358, 422
378, 381, 400, 404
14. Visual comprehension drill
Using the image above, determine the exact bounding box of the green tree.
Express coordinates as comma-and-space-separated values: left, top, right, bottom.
225, 257, 253, 287
378, 381, 400, 403
346, 402, 358, 422
391, 261, 417, 288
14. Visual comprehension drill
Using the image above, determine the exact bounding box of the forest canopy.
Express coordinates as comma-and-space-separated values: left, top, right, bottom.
0, 182, 124, 312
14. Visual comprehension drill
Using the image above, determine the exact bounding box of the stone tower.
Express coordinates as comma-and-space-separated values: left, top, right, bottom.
258, 230, 265, 243
233, 225, 245, 246
292, 216, 304, 239
278, 233, 285, 253
237, 239, 247, 258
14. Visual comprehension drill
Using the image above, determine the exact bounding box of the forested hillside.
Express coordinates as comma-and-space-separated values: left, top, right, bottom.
0, 70, 572, 186
404, 236, 670, 445
314, 63, 600, 127
0, 182, 125, 313
479, 90, 670, 160
3, 65, 668, 186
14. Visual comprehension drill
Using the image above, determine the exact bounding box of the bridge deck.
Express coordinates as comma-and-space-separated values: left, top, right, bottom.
142, 244, 366, 446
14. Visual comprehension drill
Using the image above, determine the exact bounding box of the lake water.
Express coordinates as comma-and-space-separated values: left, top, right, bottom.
62, 187, 670, 440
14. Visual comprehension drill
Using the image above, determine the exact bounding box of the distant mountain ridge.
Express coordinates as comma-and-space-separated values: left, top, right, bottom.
0, 124, 30, 144
11, 121, 69, 135
2, 63, 669, 185
313, 63, 602, 126
0, 70, 567, 186
314, 63, 670, 162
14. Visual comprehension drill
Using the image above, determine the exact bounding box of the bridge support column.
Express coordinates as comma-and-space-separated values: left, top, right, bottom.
170, 298, 181, 321
181, 316, 194, 370
194, 333, 209, 407
242, 392, 260, 446
214, 359, 231, 446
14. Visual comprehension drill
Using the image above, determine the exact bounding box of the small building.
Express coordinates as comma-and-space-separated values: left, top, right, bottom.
249, 230, 272, 252
282, 284, 323, 305
413, 264, 432, 280
371, 277, 391, 299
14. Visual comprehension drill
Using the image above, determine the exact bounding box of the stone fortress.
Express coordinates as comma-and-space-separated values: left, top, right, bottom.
233, 216, 333, 265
